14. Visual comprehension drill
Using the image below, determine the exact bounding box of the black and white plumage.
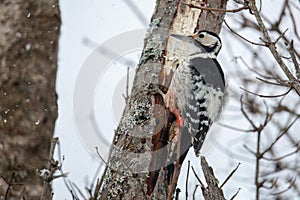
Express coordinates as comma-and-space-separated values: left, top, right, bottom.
165, 30, 225, 157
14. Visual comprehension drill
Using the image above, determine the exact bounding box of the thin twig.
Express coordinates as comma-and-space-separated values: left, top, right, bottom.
286, 40, 300, 79
218, 122, 253, 133
224, 20, 264, 46
186, 161, 190, 200
123, 0, 148, 26
83, 37, 136, 67
57, 140, 76, 198
92, 179, 101, 200
261, 178, 278, 189
72, 182, 87, 200
68, 181, 80, 200
260, 116, 299, 156
175, 188, 181, 200
271, 178, 296, 195
95, 147, 108, 166
94, 147, 114, 198
240, 96, 257, 130
240, 87, 292, 98
126, 66, 130, 100
261, 13, 300, 60
286, 1, 300, 40
193, 185, 199, 200
263, 146, 300, 161
191, 166, 205, 187
272, 0, 288, 27
243, 144, 256, 155
273, 28, 289, 45
88, 164, 103, 199
5, 173, 16, 200
234, 56, 281, 81
255, 129, 262, 200
220, 163, 241, 188
230, 188, 241, 200
256, 77, 290, 87
181, 1, 248, 13
41, 137, 59, 200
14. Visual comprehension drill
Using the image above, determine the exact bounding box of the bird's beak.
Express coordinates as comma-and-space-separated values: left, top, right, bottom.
170, 34, 191, 42
189, 33, 198, 39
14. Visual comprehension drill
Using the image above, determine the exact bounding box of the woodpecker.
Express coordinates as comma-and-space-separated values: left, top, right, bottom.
165, 30, 225, 157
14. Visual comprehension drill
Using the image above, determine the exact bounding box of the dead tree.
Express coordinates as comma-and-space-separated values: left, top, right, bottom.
97, 0, 227, 199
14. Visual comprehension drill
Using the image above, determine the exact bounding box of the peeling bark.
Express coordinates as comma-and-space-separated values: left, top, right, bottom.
0, 0, 60, 199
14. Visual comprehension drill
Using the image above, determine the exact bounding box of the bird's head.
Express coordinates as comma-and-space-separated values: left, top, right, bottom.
171, 30, 222, 58
190, 30, 222, 56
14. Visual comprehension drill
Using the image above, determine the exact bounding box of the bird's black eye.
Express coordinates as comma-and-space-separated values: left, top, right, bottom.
199, 33, 204, 38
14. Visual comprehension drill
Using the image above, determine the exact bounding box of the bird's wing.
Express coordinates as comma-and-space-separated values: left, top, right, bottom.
184, 57, 225, 156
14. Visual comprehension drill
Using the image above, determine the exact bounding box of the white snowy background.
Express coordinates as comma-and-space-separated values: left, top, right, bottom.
53, 0, 298, 199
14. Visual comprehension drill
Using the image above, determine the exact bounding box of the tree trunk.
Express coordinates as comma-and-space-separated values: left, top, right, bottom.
99, 0, 226, 199
0, 0, 60, 199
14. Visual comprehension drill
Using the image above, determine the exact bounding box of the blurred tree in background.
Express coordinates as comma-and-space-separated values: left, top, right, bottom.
0, 0, 60, 199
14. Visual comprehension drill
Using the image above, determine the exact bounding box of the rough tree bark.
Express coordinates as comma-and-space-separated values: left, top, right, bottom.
0, 0, 60, 199
98, 0, 227, 199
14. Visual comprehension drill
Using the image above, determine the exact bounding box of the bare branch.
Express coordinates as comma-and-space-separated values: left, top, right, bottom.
240, 87, 292, 98
186, 161, 190, 200
256, 77, 290, 87
271, 178, 296, 196
248, 0, 300, 95
191, 166, 205, 188
286, 1, 300, 39
255, 129, 262, 200
235, 56, 281, 81
175, 188, 181, 200
41, 137, 60, 200
261, 13, 300, 59
218, 122, 253, 133
3, 173, 23, 200
286, 40, 300, 79
181, 1, 248, 13
263, 146, 300, 162
224, 20, 264, 46
260, 116, 299, 156
193, 185, 199, 200
91, 179, 101, 200
240, 96, 258, 130
123, 0, 148, 26
220, 163, 241, 188
273, 28, 289, 45
230, 188, 241, 200
72, 182, 87, 200
243, 144, 256, 155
